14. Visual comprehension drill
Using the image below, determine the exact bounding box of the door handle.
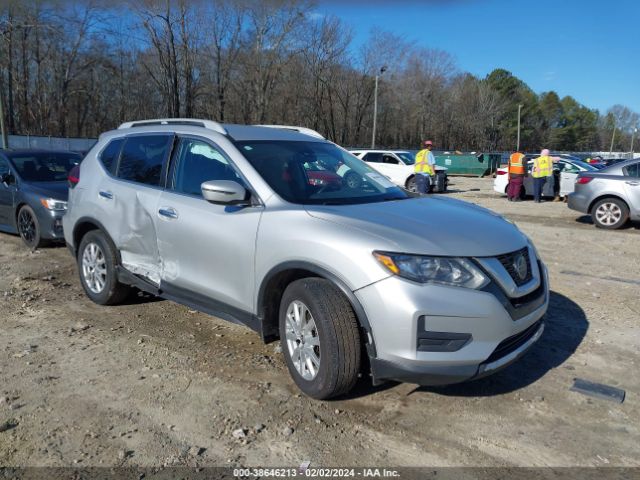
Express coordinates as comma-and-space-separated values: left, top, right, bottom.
158, 207, 178, 219
99, 190, 113, 200
625, 181, 639, 186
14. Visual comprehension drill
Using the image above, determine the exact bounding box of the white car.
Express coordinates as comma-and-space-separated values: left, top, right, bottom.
349, 149, 448, 192
493, 158, 599, 199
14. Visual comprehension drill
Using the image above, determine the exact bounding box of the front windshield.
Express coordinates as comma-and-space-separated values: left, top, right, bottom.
394, 151, 415, 165
10, 152, 80, 182
237, 141, 409, 205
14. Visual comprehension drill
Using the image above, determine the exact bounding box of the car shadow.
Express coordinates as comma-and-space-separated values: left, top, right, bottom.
416, 290, 587, 397
120, 288, 165, 305
338, 290, 587, 400
575, 215, 640, 230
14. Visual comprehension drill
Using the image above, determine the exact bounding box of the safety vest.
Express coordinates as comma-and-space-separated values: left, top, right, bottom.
415, 149, 435, 175
508, 152, 526, 175
532, 155, 553, 178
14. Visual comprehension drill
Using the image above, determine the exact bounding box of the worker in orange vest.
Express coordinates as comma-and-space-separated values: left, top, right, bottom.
507, 151, 526, 201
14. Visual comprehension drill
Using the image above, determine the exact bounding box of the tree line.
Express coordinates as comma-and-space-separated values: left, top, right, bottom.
1, 0, 638, 153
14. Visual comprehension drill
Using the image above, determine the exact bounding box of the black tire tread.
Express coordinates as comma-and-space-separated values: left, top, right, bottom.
280, 278, 361, 399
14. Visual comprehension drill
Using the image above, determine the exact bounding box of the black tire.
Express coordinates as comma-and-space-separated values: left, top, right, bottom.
77, 230, 132, 305
406, 176, 417, 193
591, 198, 629, 230
344, 171, 361, 189
17, 205, 46, 249
279, 278, 361, 400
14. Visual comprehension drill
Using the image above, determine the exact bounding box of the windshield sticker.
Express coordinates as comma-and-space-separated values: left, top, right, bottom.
365, 172, 395, 189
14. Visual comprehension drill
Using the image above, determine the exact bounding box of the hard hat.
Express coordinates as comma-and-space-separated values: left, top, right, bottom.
424, 140, 433, 147
541, 149, 550, 156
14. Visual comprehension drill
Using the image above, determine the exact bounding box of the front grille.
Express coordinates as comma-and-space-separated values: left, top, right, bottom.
497, 247, 532, 286
484, 320, 542, 364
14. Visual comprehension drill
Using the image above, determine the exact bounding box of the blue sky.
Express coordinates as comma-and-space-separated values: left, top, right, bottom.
315, 0, 640, 114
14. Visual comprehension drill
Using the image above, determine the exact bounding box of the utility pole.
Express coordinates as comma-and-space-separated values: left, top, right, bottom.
609, 122, 616, 155
516, 104, 522, 151
371, 65, 387, 149
631, 127, 637, 155
0, 85, 7, 149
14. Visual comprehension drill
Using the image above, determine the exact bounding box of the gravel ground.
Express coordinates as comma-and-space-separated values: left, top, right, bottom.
0, 176, 638, 468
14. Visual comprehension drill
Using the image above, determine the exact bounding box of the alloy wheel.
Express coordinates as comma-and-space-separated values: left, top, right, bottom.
284, 300, 321, 380
595, 202, 622, 226
81, 242, 107, 294
18, 209, 36, 245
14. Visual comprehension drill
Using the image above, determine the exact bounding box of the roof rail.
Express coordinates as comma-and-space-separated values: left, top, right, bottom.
255, 125, 324, 139
118, 118, 226, 135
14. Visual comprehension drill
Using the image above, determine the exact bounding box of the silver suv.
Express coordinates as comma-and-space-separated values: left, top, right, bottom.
63, 119, 549, 399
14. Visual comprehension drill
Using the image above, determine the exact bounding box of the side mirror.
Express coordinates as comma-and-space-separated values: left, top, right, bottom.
1, 173, 15, 186
201, 180, 247, 204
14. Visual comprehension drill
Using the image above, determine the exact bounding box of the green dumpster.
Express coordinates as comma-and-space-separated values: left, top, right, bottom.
434, 152, 501, 177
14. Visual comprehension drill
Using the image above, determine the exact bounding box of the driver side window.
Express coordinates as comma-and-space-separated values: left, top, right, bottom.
382, 155, 399, 165
170, 138, 243, 197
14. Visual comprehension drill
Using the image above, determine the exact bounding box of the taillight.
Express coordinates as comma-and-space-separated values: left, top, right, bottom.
576, 177, 593, 184
496, 170, 507, 175
68, 165, 80, 188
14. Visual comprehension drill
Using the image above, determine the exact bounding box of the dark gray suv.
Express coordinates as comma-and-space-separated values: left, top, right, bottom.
0, 149, 81, 248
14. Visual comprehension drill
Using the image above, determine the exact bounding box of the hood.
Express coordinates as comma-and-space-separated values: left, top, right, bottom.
23, 181, 69, 201
306, 196, 528, 257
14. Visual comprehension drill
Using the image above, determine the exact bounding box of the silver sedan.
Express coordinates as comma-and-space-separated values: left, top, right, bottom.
568, 159, 640, 229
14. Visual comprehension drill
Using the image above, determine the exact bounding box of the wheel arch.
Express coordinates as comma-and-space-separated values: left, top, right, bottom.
257, 261, 376, 357
72, 217, 119, 261
588, 194, 630, 214
405, 174, 416, 188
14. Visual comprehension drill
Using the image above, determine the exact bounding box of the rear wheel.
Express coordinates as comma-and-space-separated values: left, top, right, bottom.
592, 198, 629, 229
17, 205, 45, 249
77, 230, 132, 305
279, 278, 361, 399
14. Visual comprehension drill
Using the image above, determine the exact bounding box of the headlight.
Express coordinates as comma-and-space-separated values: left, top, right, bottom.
40, 198, 67, 211
373, 251, 489, 289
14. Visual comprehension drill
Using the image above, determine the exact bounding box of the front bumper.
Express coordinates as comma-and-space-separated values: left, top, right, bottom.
356, 261, 549, 386
37, 208, 66, 240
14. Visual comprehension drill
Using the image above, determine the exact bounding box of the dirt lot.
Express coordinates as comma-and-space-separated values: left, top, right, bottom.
1, 176, 639, 469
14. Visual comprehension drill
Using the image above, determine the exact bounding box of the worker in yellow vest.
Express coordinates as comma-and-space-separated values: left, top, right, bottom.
507, 151, 526, 201
531, 148, 553, 203
414, 140, 436, 194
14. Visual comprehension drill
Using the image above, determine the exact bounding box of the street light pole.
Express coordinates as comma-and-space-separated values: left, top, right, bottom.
0, 86, 7, 149
516, 104, 522, 151
609, 123, 616, 155
371, 65, 387, 149
631, 127, 637, 155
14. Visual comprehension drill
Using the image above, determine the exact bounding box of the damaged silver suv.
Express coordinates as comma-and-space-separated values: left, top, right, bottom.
64, 119, 549, 399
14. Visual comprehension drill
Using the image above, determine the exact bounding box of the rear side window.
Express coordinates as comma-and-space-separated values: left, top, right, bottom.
99, 138, 123, 174
624, 163, 639, 178
363, 152, 383, 163
117, 135, 173, 186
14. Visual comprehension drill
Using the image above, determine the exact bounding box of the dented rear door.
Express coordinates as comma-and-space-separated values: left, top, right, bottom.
107, 133, 174, 285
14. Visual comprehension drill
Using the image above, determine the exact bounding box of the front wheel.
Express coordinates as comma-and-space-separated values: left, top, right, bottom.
592, 198, 629, 229
17, 205, 45, 249
77, 230, 132, 305
406, 176, 417, 193
279, 278, 361, 399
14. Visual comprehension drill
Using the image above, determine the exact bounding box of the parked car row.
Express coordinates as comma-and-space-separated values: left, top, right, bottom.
0, 118, 548, 400
493, 153, 640, 230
